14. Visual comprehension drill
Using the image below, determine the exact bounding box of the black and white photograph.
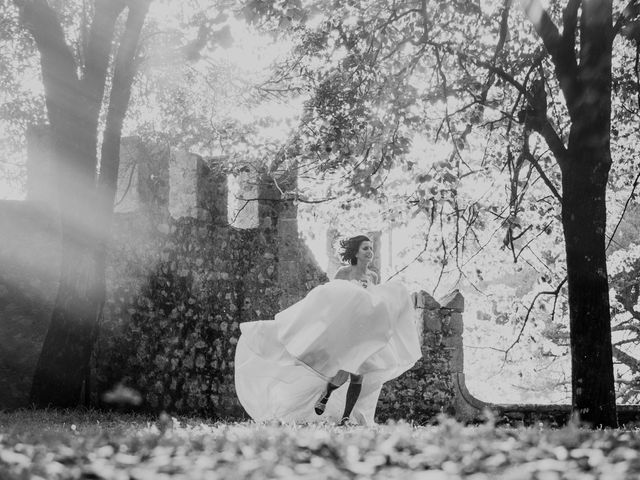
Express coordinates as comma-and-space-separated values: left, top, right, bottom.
2, 0, 640, 478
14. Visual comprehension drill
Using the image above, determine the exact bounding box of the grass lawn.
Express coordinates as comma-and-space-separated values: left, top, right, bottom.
1, 409, 640, 479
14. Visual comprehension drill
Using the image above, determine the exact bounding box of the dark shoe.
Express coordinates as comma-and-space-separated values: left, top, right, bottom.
337, 416, 351, 426
314, 394, 328, 415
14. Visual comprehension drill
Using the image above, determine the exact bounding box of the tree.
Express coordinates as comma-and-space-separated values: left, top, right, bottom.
516, 0, 618, 427
11, 0, 151, 407
246, 0, 640, 427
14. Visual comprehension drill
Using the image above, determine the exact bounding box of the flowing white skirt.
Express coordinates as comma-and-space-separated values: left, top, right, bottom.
234, 279, 421, 425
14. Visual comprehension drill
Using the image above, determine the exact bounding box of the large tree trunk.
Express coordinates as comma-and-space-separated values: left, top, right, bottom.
22, 0, 102, 406
562, 148, 616, 427
29, 62, 104, 406
30, 237, 103, 406
561, 0, 616, 426
28, 90, 105, 404
20, 0, 149, 407
522, 0, 617, 426
558, 0, 617, 428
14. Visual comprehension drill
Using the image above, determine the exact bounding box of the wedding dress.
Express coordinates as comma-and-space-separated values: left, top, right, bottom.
234, 279, 421, 425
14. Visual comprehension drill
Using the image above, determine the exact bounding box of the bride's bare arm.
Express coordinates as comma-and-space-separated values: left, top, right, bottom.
334, 266, 351, 280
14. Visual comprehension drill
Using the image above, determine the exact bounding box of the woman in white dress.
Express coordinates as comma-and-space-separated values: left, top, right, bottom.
234, 235, 421, 425
314, 235, 379, 425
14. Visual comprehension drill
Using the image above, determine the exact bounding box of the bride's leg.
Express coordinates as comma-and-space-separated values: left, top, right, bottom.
338, 373, 363, 425
315, 370, 349, 415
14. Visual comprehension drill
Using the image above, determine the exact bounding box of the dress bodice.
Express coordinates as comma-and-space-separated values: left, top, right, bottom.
350, 278, 371, 289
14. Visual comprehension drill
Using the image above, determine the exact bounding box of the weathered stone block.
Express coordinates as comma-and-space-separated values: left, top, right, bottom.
278, 217, 299, 260
199, 157, 227, 225
138, 141, 170, 215
230, 169, 259, 229
257, 176, 280, 227
443, 337, 464, 372
447, 312, 464, 336
440, 289, 464, 312
169, 150, 199, 219
414, 290, 440, 310
422, 309, 442, 333
168, 151, 227, 222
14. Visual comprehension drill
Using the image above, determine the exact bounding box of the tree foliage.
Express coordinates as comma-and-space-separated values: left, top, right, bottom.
242, 0, 640, 426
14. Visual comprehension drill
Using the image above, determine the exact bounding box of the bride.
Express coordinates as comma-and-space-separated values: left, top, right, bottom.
234, 235, 422, 425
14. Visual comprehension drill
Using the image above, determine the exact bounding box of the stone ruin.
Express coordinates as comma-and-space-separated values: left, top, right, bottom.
8, 128, 631, 424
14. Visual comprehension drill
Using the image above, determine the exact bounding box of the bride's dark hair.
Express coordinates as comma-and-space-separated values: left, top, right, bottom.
339, 235, 371, 265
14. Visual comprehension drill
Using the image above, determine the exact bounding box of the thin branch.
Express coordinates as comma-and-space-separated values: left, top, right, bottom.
613, 337, 640, 347
504, 277, 567, 360
534, 121, 569, 170
475, 59, 526, 94
522, 151, 562, 201
114, 159, 137, 207
606, 171, 640, 250
229, 195, 336, 205
612, 345, 640, 373
387, 204, 435, 281
479, 0, 513, 105
458, 203, 512, 269
467, 55, 569, 168
432, 205, 448, 296
378, 6, 422, 35
515, 220, 552, 261
636, 44, 640, 126
434, 46, 471, 172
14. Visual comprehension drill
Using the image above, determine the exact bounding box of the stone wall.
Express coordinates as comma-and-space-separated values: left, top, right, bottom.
376, 290, 459, 423
96, 217, 287, 416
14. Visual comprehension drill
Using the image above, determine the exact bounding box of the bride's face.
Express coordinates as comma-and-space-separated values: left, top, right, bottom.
356, 241, 374, 265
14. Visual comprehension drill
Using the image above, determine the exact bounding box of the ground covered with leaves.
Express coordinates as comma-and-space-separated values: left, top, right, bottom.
1, 410, 640, 479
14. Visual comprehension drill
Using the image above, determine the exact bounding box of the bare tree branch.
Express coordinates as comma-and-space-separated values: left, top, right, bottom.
387, 201, 436, 281
522, 151, 562, 201
463, 53, 570, 168
606, 171, 640, 251
479, 0, 513, 105
504, 277, 567, 360
613, 345, 640, 373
